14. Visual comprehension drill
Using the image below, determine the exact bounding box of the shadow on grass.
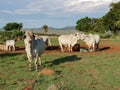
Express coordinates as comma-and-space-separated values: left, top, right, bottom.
45, 55, 81, 66
0, 53, 23, 57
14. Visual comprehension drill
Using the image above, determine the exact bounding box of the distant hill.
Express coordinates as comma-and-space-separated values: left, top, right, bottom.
48, 26, 75, 30
22, 26, 75, 30
22, 26, 78, 35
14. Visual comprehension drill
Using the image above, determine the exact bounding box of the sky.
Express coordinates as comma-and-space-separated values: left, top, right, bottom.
0, 0, 119, 28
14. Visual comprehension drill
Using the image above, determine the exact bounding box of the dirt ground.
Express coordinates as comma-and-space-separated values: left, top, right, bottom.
0, 41, 120, 54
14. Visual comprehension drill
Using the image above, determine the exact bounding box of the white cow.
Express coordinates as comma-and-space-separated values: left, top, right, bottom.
80, 33, 96, 52
41, 36, 52, 46
88, 33, 100, 51
35, 35, 52, 46
58, 32, 80, 52
6, 40, 15, 51
23, 31, 46, 71
80, 33, 100, 52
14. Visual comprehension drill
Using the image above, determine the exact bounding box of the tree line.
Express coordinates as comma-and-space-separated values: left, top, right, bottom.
76, 1, 120, 34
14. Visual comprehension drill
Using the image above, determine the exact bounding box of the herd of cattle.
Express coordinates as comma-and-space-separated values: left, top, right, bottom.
0, 30, 100, 71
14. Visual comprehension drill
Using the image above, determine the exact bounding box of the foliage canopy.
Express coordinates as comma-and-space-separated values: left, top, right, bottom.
3, 22, 23, 31
76, 1, 120, 34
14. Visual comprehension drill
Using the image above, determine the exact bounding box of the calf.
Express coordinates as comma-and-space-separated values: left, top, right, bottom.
6, 40, 15, 51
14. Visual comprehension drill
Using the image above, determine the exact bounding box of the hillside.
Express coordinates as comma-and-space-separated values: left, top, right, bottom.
22, 26, 78, 35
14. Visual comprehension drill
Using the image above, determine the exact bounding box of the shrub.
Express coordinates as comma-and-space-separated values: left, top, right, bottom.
100, 34, 112, 38
0, 30, 24, 43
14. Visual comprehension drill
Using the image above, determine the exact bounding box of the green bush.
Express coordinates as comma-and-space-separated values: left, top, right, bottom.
0, 30, 24, 43
100, 34, 112, 38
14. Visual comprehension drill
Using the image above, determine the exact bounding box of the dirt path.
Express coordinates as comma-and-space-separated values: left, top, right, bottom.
0, 43, 120, 54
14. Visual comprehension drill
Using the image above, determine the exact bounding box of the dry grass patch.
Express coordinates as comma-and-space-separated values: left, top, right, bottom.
38, 68, 55, 76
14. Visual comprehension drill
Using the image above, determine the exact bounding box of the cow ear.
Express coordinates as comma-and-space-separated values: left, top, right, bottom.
23, 35, 26, 39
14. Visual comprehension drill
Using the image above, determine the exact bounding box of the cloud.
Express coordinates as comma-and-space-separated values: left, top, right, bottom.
0, 0, 119, 28
1, 0, 119, 17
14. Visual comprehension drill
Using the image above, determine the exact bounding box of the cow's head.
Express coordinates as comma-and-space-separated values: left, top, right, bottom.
80, 33, 86, 40
23, 31, 35, 45
74, 32, 81, 40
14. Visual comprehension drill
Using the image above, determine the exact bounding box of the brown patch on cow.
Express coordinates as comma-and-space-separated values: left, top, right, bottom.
38, 68, 55, 76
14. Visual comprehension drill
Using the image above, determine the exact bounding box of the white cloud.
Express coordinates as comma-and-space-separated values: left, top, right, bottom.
1, 0, 119, 17
64, 0, 112, 13
0, 0, 119, 28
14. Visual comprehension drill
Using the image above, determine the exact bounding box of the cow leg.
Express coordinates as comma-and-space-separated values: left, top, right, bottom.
38, 57, 41, 66
8, 46, 10, 51
48, 38, 52, 46
96, 43, 99, 51
28, 57, 32, 71
13, 46, 15, 51
92, 43, 95, 52
59, 42, 64, 52
37, 56, 42, 70
35, 56, 39, 71
88, 45, 91, 52
67, 44, 70, 52
70, 45, 72, 52
95, 44, 97, 51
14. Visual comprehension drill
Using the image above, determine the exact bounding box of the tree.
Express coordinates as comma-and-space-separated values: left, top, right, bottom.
42, 25, 48, 34
102, 1, 120, 34
114, 20, 120, 28
76, 17, 91, 32
90, 18, 105, 33
3, 22, 23, 31
18, 23, 23, 30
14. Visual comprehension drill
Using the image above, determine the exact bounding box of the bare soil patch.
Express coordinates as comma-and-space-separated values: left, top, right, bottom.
38, 68, 55, 76
0, 41, 120, 54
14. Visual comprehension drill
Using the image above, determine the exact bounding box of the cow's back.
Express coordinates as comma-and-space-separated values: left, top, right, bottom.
58, 34, 72, 44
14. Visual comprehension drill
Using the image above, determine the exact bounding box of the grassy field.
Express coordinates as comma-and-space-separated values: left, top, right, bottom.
0, 39, 120, 90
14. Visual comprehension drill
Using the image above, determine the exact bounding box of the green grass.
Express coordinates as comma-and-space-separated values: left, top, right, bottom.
15, 36, 59, 46
1, 51, 120, 90
15, 40, 24, 46
1, 39, 120, 90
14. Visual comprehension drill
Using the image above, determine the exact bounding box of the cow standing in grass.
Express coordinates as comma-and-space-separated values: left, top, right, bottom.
80, 33, 100, 52
88, 33, 100, 51
58, 32, 80, 52
35, 35, 52, 46
23, 31, 46, 71
6, 40, 15, 51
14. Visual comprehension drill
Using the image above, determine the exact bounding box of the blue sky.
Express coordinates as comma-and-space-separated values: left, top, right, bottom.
0, 0, 119, 28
